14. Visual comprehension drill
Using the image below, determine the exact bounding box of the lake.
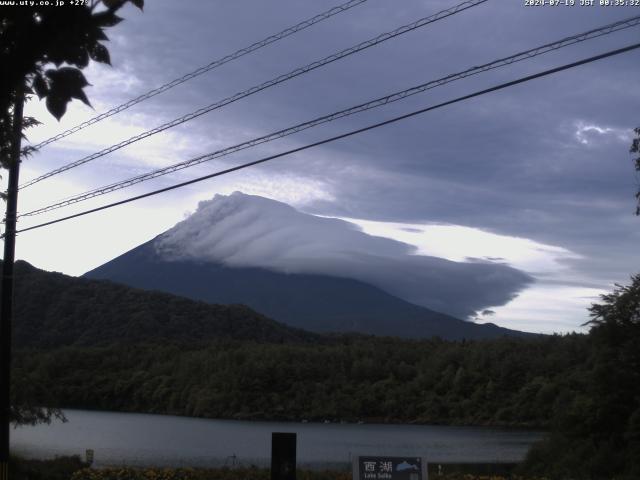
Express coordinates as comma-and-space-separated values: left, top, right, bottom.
12, 410, 543, 469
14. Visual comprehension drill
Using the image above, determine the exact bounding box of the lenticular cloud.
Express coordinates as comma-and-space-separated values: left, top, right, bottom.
155, 192, 533, 319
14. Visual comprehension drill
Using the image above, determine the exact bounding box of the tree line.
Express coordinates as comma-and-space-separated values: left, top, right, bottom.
13, 334, 587, 427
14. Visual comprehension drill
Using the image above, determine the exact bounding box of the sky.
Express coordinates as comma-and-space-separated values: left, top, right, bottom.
7, 0, 640, 334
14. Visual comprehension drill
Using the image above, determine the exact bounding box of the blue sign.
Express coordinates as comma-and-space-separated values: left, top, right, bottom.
353, 456, 426, 480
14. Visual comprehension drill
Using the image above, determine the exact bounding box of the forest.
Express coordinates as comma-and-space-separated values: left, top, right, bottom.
13, 334, 587, 427
6, 261, 640, 478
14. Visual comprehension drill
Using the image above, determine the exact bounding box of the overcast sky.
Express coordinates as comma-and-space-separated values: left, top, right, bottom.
9, 0, 640, 333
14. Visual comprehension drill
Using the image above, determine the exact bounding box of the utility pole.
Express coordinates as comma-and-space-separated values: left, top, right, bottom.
0, 82, 25, 480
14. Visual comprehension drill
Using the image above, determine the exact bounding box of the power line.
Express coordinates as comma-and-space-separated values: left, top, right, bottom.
30, 0, 369, 151
19, 0, 489, 189
12, 42, 640, 237
19, 14, 640, 218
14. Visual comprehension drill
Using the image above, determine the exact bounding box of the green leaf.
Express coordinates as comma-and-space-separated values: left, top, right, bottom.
45, 94, 68, 121
93, 29, 110, 41
72, 88, 92, 108
89, 43, 111, 65
22, 116, 42, 129
45, 67, 93, 115
93, 10, 124, 27
102, 0, 125, 8
46, 67, 89, 89
32, 74, 49, 99
71, 47, 90, 68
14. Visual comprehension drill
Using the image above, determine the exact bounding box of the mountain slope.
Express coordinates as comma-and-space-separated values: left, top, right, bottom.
9, 260, 318, 349
85, 240, 532, 340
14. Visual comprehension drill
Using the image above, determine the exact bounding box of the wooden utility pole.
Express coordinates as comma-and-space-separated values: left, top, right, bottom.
0, 82, 25, 480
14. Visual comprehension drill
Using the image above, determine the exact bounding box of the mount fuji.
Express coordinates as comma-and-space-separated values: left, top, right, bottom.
85, 192, 534, 339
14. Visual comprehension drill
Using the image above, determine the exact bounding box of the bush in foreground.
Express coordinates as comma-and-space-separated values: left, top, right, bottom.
70, 466, 547, 480
70, 467, 350, 480
10, 455, 88, 480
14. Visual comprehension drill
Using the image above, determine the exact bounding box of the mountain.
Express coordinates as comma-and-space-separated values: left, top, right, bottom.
84, 194, 534, 340
8, 260, 318, 349
122, 192, 532, 321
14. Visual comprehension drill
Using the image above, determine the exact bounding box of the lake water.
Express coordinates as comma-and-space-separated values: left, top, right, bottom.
12, 410, 543, 469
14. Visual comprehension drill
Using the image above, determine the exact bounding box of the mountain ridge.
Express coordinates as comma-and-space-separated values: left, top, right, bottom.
85, 238, 535, 340
8, 259, 319, 348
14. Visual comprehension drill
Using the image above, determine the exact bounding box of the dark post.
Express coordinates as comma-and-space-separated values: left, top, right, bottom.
271, 432, 296, 480
0, 82, 25, 480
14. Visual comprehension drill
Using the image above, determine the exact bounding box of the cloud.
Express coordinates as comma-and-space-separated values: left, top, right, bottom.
190, 171, 336, 208
487, 284, 605, 334
154, 192, 533, 319
335, 216, 599, 332
574, 121, 633, 146
23, 94, 219, 172
340, 219, 582, 275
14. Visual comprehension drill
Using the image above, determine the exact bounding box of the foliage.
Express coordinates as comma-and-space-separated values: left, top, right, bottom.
71, 466, 350, 480
433, 477, 544, 480
588, 274, 640, 327
0, 0, 143, 167
12, 333, 588, 428
9, 260, 318, 348
10, 455, 88, 480
521, 275, 640, 479
9, 404, 65, 427
5, 456, 545, 480
69, 466, 545, 480
632, 127, 640, 215
6, 458, 547, 480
